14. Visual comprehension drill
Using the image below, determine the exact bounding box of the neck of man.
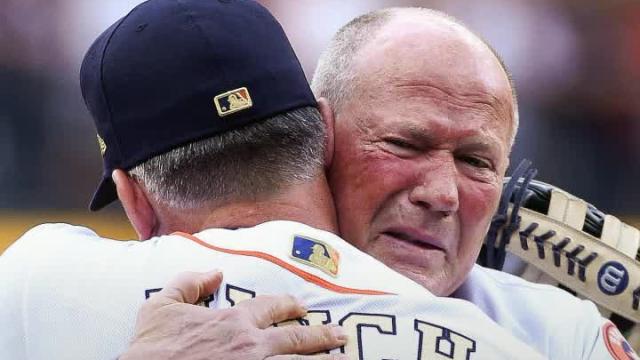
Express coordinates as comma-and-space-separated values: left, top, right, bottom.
155, 175, 339, 236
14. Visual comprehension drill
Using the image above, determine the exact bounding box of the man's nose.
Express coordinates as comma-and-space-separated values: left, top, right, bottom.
408, 157, 460, 215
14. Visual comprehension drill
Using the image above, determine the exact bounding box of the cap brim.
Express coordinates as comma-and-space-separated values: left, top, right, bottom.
89, 175, 118, 211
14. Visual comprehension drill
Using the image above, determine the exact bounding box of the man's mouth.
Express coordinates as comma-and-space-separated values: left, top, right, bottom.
381, 227, 445, 252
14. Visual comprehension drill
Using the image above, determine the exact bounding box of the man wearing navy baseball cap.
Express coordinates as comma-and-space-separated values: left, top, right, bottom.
2, 1, 347, 358
0, 1, 544, 359
82, 0, 320, 214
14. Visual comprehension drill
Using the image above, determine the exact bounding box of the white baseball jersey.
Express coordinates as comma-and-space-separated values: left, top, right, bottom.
0, 221, 543, 360
455, 264, 636, 360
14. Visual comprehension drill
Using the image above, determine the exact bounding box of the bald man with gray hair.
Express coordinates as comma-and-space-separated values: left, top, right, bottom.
312, 7, 520, 145
307, 7, 626, 359
120, 6, 634, 360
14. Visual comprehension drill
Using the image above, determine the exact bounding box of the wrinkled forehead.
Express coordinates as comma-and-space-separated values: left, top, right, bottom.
360, 20, 508, 92
351, 13, 514, 132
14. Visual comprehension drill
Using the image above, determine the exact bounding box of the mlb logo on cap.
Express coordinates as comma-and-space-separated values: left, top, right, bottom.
214, 87, 253, 117
80, 0, 316, 211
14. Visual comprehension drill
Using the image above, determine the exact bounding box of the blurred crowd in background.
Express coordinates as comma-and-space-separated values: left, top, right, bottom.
1, 0, 639, 217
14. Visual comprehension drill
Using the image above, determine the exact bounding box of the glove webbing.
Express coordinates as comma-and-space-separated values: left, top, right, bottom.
483, 159, 537, 270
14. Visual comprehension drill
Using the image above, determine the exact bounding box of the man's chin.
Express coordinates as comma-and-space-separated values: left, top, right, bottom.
387, 262, 453, 296
364, 240, 455, 295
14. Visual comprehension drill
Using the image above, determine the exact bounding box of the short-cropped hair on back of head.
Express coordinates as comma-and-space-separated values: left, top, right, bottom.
129, 106, 325, 209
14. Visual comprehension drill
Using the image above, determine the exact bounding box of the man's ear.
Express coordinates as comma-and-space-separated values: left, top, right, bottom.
317, 97, 335, 169
112, 169, 157, 240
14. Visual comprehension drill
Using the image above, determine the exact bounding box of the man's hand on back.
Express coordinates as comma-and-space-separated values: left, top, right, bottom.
120, 270, 348, 360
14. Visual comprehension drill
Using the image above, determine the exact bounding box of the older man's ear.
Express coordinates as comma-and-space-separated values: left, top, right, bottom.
112, 169, 158, 240
317, 97, 335, 170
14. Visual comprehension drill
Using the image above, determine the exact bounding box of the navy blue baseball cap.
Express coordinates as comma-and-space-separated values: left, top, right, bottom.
81, 0, 316, 211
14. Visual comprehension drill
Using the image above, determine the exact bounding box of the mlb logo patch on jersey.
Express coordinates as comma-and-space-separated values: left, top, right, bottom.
214, 87, 253, 117
290, 235, 340, 277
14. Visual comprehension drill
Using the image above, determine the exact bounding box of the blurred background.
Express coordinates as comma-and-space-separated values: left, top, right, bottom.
1, 0, 639, 252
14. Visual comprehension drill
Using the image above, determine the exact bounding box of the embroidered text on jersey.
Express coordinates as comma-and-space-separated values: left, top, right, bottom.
146, 282, 477, 360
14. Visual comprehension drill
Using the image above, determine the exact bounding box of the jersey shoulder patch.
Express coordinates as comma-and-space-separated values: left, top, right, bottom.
602, 321, 639, 360
290, 235, 340, 277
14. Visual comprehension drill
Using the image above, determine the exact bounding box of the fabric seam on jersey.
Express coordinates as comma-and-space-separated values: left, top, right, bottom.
173, 232, 393, 296
586, 320, 607, 359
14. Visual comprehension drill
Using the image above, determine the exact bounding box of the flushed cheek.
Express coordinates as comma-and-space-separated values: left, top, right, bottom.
357, 157, 418, 214
336, 151, 415, 210
331, 155, 415, 249
457, 182, 501, 254
460, 183, 501, 224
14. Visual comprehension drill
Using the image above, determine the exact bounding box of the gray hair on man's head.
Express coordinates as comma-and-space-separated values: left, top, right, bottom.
129, 106, 325, 209
311, 7, 519, 146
